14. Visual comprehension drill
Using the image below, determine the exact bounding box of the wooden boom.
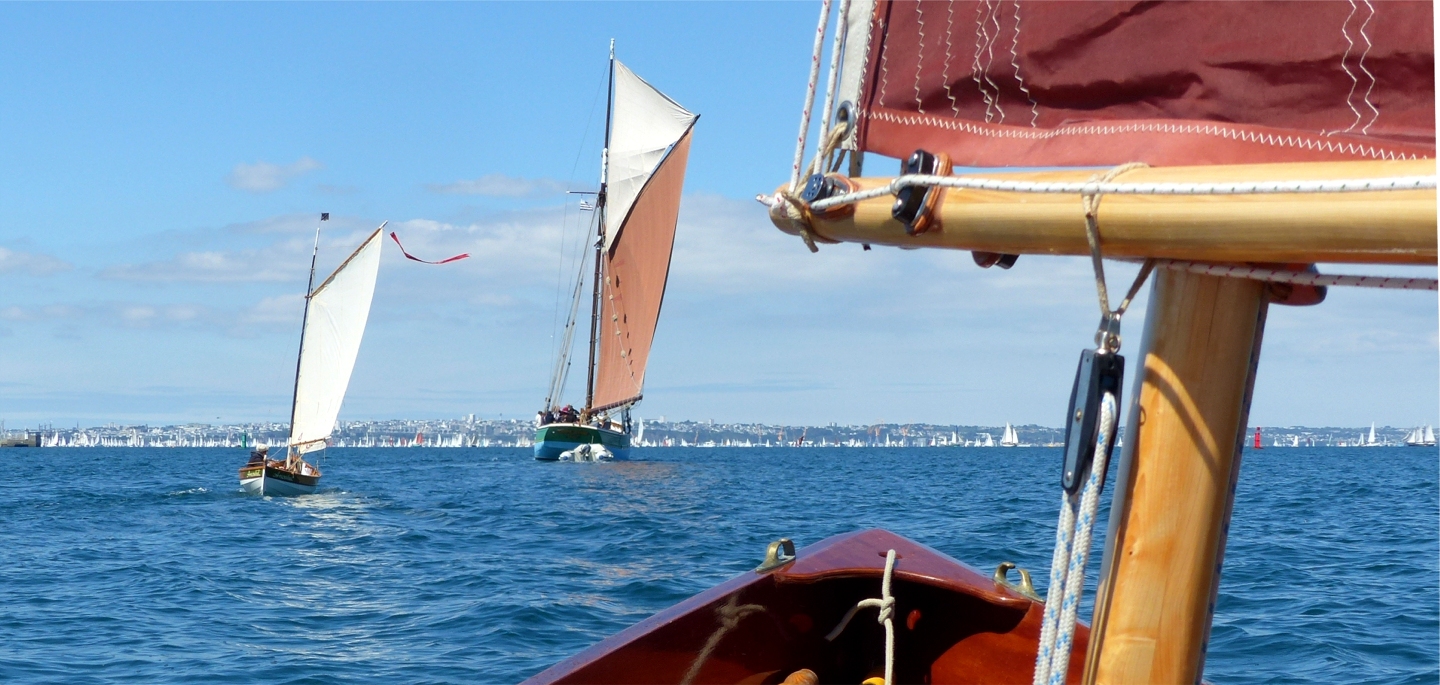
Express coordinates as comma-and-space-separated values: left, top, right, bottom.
774, 159, 1436, 265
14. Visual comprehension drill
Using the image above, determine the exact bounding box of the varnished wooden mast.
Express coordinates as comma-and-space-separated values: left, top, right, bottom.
774, 159, 1436, 265
1083, 269, 1268, 685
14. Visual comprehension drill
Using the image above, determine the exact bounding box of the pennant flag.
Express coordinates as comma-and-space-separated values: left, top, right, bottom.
389, 232, 469, 265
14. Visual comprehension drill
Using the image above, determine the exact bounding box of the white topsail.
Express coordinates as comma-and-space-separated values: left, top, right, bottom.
289, 227, 384, 454
603, 59, 698, 251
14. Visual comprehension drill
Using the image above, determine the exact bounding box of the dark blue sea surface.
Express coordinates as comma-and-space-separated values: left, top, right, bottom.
1, 446, 1434, 684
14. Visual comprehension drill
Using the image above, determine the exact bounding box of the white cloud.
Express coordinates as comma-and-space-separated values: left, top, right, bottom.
426, 173, 569, 197
100, 219, 386, 284
225, 157, 323, 193
100, 245, 309, 283
0, 247, 70, 276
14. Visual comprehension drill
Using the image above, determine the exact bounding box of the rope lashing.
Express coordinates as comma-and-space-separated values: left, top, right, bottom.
807, 173, 1439, 212
760, 190, 838, 253
1082, 163, 1154, 353
826, 548, 897, 685
1034, 391, 1119, 685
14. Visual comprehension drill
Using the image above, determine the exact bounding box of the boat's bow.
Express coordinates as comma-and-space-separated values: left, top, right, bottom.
524, 529, 1082, 685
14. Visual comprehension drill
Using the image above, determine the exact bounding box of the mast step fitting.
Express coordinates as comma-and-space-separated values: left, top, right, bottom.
800, 172, 859, 219
972, 251, 1020, 269
1062, 349, 1125, 493
892, 149, 952, 235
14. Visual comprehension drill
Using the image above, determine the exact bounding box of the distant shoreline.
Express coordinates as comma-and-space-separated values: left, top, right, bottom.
3, 419, 1426, 449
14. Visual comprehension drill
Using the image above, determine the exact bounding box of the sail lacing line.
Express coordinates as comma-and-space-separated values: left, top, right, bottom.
1151, 261, 1437, 291
825, 548, 897, 685
807, 172, 1438, 212
1034, 392, 1118, 685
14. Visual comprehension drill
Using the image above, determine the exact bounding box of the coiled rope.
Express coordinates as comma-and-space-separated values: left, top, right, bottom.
1034, 392, 1119, 685
826, 548, 897, 685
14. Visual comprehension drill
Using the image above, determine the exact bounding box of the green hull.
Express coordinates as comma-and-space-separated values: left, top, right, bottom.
534, 424, 630, 460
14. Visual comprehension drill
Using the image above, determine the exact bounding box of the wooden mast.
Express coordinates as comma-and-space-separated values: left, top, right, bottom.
1083, 269, 1268, 685
584, 41, 616, 416
287, 214, 325, 462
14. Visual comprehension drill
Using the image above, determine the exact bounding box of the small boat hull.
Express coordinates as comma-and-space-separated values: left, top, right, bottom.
238, 463, 320, 497
523, 529, 1086, 684
534, 423, 630, 461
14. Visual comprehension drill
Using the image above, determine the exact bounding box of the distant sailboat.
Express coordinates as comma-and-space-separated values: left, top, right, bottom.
999, 423, 1020, 447
534, 44, 698, 461
1364, 422, 1381, 447
1404, 425, 1436, 447
239, 217, 385, 496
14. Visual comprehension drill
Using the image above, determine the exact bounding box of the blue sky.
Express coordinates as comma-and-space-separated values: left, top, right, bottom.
0, 2, 1434, 429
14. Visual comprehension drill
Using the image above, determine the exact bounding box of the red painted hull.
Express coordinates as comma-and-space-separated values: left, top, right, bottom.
524, 529, 1086, 685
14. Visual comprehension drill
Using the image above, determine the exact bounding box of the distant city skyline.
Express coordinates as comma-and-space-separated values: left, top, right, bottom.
0, 3, 1434, 430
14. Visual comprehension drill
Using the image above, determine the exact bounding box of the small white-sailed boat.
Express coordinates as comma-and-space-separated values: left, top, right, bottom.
239, 216, 385, 496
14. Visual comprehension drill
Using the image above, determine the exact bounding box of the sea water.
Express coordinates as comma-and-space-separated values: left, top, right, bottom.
1, 446, 1434, 684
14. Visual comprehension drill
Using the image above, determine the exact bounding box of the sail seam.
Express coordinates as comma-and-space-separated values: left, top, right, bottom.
862, 109, 1421, 160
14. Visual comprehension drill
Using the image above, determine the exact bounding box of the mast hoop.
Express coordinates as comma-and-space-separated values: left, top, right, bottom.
805, 173, 1439, 212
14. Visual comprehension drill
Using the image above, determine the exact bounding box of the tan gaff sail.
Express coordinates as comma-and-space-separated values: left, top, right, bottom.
591, 62, 697, 411
289, 227, 384, 454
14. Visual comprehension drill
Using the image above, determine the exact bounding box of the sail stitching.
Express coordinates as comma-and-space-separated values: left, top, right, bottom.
913, 0, 927, 113
1008, 0, 1039, 127
942, 0, 960, 117
862, 109, 1420, 160
970, 0, 997, 122
1333, 0, 1364, 135
1356, 0, 1380, 135
984, 0, 1004, 123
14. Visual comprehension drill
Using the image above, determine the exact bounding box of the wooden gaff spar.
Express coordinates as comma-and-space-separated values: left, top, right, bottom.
525, 2, 1435, 684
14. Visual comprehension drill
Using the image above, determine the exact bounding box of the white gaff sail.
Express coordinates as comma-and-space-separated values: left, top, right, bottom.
289, 227, 385, 454
603, 59, 698, 251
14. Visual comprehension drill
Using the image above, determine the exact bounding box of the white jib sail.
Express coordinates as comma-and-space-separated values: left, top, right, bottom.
289, 226, 385, 454
604, 59, 698, 250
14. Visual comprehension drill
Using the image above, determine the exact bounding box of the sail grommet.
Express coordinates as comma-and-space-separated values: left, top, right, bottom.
892, 149, 951, 235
